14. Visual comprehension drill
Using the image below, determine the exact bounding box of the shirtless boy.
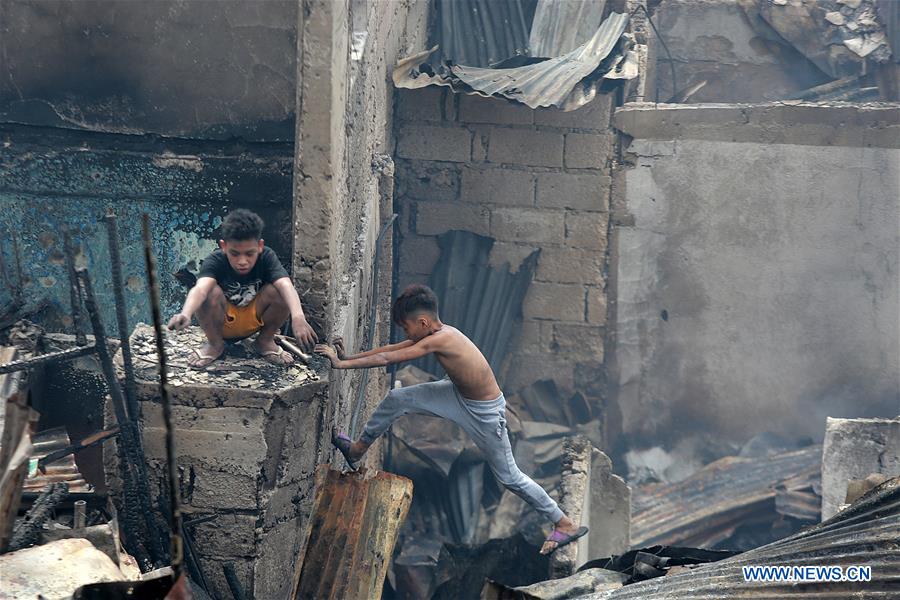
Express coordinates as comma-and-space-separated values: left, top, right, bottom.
167, 209, 317, 368
315, 284, 587, 555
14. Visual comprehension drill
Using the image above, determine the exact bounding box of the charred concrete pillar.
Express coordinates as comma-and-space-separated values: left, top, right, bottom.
111, 325, 330, 599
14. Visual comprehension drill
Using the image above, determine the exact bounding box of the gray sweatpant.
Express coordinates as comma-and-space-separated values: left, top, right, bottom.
360, 378, 564, 524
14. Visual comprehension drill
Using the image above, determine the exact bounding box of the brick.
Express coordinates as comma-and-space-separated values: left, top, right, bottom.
192, 513, 258, 557
397, 160, 459, 202
415, 200, 490, 236
190, 466, 259, 510
587, 287, 607, 325
397, 125, 472, 162
397, 87, 447, 122
461, 167, 534, 206
488, 128, 563, 167
504, 352, 575, 396
488, 242, 539, 272
459, 95, 534, 125
552, 323, 605, 362
471, 126, 489, 162
523, 282, 585, 322
400, 235, 441, 275
491, 207, 564, 244
565, 210, 609, 250
534, 94, 613, 129
511, 319, 553, 354
143, 427, 267, 477
536, 247, 604, 284
142, 404, 266, 433
565, 133, 614, 169
536, 172, 610, 211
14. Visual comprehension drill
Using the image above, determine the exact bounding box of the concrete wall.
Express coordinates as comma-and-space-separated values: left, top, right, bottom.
393, 89, 615, 409
0, 0, 297, 140
292, 0, 430, 458
648, 0, 829, 102
610, 102, 900, 450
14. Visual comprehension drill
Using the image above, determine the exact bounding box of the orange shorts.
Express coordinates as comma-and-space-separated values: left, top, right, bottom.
222, 299, 264, 340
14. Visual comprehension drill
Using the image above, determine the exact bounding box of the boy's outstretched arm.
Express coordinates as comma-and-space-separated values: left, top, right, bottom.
334, 339, 415, 361
316, 338, 434, 369
168, 277, 217, 329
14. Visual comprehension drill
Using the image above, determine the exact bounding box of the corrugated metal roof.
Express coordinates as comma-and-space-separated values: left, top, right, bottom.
291, 466, 412, 599
631, 446, 821, 548
529, 0, 609, 58
417, 230, 538, 382
393, 12, 633, 111
584, 476, 900, 599
434, 0, 536, 68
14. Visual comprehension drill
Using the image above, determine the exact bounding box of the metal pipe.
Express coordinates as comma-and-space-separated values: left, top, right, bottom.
142, 214, 184, 576
104, 211, 140, 422
274, 334, 311, 364
63, 229, 87, 346
73, 500, 87, 529
0, 344, 98, 375
10, 231, 23, 303
78, 266, 165, 568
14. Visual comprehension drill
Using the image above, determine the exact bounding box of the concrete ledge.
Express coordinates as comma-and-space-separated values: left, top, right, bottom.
614, 102, 900, 148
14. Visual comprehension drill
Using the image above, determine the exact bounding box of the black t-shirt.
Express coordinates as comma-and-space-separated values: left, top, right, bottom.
197, 247, 289, 307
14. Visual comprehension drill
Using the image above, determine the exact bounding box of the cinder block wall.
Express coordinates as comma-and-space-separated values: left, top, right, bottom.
393, 88, 615, 406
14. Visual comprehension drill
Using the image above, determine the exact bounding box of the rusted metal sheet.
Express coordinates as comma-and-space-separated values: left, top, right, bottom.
631, 446, 821, 548
591, 477, 900, 599
24, 426, 94, 494
393, 12, 633, 111
291, 466, 413, 600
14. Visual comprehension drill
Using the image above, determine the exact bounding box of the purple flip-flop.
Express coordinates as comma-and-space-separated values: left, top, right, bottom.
543, 525, 589, 554
331, 429, 359, 471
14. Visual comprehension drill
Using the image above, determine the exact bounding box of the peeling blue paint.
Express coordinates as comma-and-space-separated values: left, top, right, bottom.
0, 125, 294, 336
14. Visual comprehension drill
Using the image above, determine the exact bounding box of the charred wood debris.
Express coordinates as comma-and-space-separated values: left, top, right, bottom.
0, 214, 192, 599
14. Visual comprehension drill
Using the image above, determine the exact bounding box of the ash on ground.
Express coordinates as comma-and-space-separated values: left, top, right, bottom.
128, 324, 322, 391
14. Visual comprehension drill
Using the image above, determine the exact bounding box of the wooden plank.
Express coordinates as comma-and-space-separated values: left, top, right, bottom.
291, 466, 413, 600
0, 347, 40, 552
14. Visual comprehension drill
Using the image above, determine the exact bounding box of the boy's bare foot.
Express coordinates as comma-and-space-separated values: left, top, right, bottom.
540, 516, 587, 555
253, 337, 295, 366
188, 342, 225, 369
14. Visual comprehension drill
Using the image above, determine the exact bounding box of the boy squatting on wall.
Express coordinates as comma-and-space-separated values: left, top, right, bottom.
166, 209, 318, 367
316, 284, 589, 555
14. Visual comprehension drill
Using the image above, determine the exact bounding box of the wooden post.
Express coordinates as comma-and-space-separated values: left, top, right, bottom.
291, 466, 413, 600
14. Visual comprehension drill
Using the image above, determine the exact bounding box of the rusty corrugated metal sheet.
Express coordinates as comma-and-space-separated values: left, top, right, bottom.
291, 466, 413, 600
587, 477, 900, 599
434, 0, 536, 68
24, 427, 93, 494
631, 446, 821, 548
393, 12, 633, 111
529, 0, 609, 58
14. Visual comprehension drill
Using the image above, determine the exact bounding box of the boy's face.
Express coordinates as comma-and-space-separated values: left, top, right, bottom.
400, 315, 431, 342
219, 238, 264, 276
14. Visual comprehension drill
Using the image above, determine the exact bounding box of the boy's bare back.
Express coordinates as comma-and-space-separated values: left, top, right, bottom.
426, 325, 501, 401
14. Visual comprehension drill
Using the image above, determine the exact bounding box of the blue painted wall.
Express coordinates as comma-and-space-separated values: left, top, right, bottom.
0, 124, 294, 336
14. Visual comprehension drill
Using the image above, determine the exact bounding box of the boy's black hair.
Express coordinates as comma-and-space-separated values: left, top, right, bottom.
219, 209, 264, 242
392, 284, 439, 324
